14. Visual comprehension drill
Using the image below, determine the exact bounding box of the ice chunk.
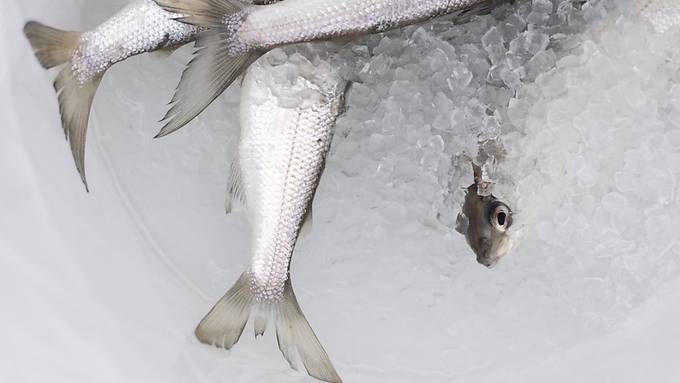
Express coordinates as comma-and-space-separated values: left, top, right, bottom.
525, 31, 551, 56
499, 14, 528, 42
532, 0, 553, 14
525, 49, 557, 81
482, 26, 504, 47
500, 66, 522, 89
526, 10, 550, 26
507, 98, 532, 127
447, 61, 474, 92
482, 27, 507, 66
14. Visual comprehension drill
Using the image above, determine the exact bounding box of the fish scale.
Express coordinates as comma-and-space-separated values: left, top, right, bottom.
72, 0, 199, 84
244, 83, 339, 301
239, 1, 482, 51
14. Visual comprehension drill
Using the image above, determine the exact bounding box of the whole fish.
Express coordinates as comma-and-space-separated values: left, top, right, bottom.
456, 163, 514, 268
152, 0, 509, 137
195, 48, 347, 383
23, 0, 278, 191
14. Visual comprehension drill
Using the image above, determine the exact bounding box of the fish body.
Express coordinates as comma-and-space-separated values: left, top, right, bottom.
235, 0, 485, 53
456, 163, 514, 268
194, 48, 347, 383
240, 56, 345, 300
153, 0, 506, 136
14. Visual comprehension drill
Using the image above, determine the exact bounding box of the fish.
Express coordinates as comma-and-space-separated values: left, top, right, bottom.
455, 163, 514, 268
22, 0, 278, 191
151, 0, 510, 137
195, 47, 348, 383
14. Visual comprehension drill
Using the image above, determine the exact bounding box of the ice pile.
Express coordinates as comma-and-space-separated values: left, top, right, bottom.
497, 0, 680, 320
316, 0, 680, 370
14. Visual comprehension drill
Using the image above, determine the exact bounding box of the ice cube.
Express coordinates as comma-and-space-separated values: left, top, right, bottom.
525, 49, 557, 81
532, 0, 554, 14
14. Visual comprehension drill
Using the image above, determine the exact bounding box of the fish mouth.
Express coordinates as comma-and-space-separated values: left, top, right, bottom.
477, 256, 499, 268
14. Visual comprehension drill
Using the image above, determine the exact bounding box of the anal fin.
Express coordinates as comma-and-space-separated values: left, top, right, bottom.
225, 158, 247, 214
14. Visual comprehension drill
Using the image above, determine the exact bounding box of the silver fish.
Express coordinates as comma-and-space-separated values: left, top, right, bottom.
152, 0, 507, 137
194, 48, 347, 383
456, 163, 514, 268
22, 0, 277, 191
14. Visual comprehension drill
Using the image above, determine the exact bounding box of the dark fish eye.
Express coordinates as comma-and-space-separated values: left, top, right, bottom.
497, 211, 507, 226
489, 202, 512, 232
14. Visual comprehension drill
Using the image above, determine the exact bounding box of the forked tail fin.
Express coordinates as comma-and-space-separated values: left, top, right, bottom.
153, 0, 260, 137
195, 272, 343, 383
23, 21, 80, 69
24, 21, 100, 191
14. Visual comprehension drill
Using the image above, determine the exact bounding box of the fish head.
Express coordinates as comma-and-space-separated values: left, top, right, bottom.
456, 184, 514, 268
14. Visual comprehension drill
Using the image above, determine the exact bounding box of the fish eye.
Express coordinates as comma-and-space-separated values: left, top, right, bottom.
489, 202, 512, 232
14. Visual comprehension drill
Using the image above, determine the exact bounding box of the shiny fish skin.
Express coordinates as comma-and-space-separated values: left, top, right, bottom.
72, 0, 200, 84
239, 51, 347, 300
72, 0, 280, 83
236, 0, 488, 53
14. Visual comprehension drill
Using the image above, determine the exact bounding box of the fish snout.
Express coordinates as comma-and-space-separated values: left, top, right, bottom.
477, 254, 500, 268
474, 238, 494, 267
474, 235, 512, 268
482, 235, 514, 268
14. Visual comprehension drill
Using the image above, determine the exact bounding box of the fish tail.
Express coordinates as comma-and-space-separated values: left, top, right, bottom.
153, 0, 260, 138
195, 271, 343, 383
24, 21, 100, 191
23, 21, 80, 69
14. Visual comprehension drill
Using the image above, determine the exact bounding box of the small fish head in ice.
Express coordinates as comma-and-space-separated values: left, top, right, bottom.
456, 175, 514, 268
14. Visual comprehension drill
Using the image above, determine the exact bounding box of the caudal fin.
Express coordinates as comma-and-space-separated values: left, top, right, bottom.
195, 272, 343, 383
23, 21, 80, 69
24, 21, 100, 191
153, 0, 260, 137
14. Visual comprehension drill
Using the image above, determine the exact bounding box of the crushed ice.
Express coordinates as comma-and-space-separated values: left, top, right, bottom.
325, 0, 680, 325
